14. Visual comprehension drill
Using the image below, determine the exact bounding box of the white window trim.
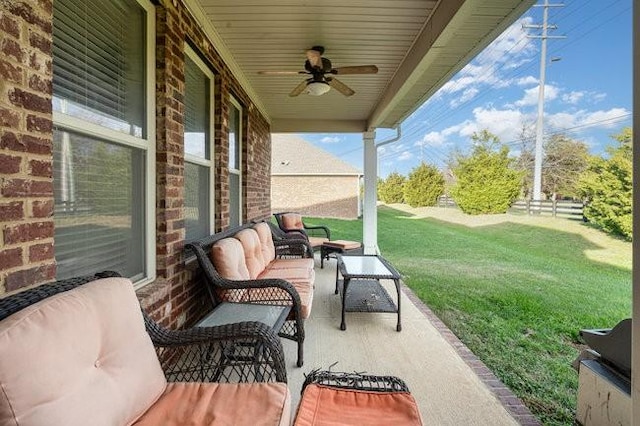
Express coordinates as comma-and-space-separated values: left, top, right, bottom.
184, 45, 215, 236
52, 0, 156, 288
229, 96, 243, 225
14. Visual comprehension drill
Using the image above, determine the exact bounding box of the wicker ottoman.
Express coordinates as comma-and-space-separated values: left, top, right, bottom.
320, 240, 362, 268
293, 371, 423, 426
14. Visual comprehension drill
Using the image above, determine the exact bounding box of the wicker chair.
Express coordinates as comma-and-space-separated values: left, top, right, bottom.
273, 212, 331, 250
187, 222, 312, 367
0, 271, 287, 384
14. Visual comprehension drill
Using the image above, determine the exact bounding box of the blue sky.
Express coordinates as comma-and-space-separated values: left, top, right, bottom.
293, 0, 632, 178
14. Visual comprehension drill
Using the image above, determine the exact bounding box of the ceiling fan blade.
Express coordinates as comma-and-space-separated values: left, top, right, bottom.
306, 49, 322, 69
328, 78, 355, 97
258, 71, 306, 76
289, 80, 308, 97
332, 65, 378, 75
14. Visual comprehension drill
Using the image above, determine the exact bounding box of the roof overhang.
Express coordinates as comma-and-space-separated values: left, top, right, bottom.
188, 0, 535, 133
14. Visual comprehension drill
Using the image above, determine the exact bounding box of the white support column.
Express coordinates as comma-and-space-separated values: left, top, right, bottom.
362, 131, 378, 255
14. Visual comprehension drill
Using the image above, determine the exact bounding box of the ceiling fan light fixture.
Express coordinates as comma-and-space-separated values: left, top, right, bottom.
305, 81, 330, 96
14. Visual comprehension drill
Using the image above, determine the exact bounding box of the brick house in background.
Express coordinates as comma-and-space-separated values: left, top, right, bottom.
271, 134, 362, 219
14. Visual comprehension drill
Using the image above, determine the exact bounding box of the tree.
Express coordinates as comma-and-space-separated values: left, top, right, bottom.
450, 130, 522, 214
378, 172, 406, 204
542, 134, 590, 199
515, 126, 589, 200
579, 127, 632, 240
403, 163, 445, 207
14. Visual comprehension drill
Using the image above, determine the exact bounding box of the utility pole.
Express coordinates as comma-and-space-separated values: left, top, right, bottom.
524, 0, 565, 201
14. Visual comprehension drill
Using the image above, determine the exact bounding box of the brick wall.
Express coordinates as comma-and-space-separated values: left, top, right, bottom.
272, 175, 361, 219
0, 0, 55, 293
0, 0, 273, 331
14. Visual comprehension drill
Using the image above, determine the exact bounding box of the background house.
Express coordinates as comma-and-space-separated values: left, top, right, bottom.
271, 134, 362, 219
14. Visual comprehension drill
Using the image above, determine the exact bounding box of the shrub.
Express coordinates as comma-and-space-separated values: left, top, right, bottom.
378, 172, 406, 203
579, 128, 632, 240
403, 163, 445, 207
450, 130, 522, 214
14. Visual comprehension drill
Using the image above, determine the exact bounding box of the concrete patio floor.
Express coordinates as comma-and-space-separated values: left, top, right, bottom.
281, 255, 539, 425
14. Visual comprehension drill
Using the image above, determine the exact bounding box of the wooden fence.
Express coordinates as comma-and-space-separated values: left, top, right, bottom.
509, 200, 585, 220
437, 196, 584, 220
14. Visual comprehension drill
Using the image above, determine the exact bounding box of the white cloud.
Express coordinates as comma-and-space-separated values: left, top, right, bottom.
516, 76, 538, 86
320, 136, 341, 143
397, 151, 414, 161
450, 87, 479, 108
417, 131, 446, 147
514, 84, 559, 107
561, 91, 585, 105
547, 108, 631, 132
433, 17, 536, 99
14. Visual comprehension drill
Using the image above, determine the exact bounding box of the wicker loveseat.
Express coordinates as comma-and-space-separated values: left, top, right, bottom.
187, 221, 315, 367
0, 273, 291, 426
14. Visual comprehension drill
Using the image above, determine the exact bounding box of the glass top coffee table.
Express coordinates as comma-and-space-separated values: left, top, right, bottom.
335, 254, 402, 331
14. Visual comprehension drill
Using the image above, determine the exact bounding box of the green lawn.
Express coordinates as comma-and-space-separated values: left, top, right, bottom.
305, 206, 631, 425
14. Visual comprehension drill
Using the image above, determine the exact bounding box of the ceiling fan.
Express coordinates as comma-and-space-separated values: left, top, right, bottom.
258, 46, 378, 97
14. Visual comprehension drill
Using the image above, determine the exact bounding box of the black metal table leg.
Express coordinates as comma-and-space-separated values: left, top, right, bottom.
340, 278, 349, 330
394, 278, 402, 332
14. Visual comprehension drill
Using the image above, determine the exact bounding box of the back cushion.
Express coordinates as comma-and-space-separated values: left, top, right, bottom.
281, 213, 304, 230
253, 222, 276, 264
0, 278, 167, 426
234, 229, 267, 279
211, 238, 251, 281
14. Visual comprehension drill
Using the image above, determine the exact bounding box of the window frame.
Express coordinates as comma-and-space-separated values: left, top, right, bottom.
184, 45, 215, 240
51, 0, 156, 287
228, 96, 243, 226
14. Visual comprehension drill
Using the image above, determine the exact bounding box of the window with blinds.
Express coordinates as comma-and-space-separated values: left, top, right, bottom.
52, 0, 146, 137
52, 0, 151, 281
228, 99, 242, 227
184, 50, 213, 242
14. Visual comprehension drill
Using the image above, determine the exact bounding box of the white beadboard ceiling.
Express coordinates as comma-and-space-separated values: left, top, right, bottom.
189, 0, 534, 132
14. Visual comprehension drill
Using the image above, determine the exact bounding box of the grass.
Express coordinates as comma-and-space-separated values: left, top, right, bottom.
305, 206, 632, 425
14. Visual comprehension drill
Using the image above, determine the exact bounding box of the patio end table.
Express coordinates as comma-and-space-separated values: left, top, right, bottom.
335, 254, 402, 332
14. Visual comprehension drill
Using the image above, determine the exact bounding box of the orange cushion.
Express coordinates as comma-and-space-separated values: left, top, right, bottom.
211, 238, 251, 281
0, 278, 167, 426
269, 258, 315, 270
135, 382, 291, 426
234, 228, 267, 279
308, 237, 329, 248
323, 240, 361, 250
294, 384, 423, 426
281, 213, 304, 230
246, 273, 314, 319
253, 222, 277, 263
258, 267, 313, 282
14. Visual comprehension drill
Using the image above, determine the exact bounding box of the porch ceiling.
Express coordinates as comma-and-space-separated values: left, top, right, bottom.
188, 0, 535, 133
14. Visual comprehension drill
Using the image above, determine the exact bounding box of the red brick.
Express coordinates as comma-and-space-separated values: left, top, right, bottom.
0, 107, 21, 128
0, 58, 23, 85
7, 2, 52, 34
2, 178, 52, 197
0, 201, 24, 221
0, 153, 21, 174
28, 73, 51, 94
0, 247, 23, 269
31, 199, 53, 218
21, 134, 51, 154
29, 243, 53, 262
38, 0, 53, 15
0, 14, 20, 39
8, 89, 50, 113
29, 159, 51, 177
0, 132, 22, 151
1, 38, 24, 62
5, 264, 56, 292
28, 31, 51, 54
4, 221, 54, 244
26, 114, 51, 133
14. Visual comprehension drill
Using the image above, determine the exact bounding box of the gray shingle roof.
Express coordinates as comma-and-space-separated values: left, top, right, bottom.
271, 134, 362, 175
